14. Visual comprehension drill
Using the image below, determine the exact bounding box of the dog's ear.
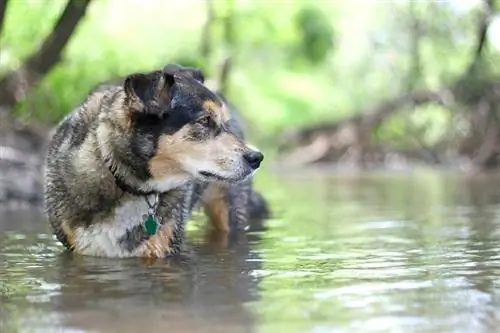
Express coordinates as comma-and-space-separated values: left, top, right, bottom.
124, 71, 175, 116
185, 67, 205, 83
163, 64, 205, 84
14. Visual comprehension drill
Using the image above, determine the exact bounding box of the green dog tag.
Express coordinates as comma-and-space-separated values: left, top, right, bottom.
144, 214, 158, 236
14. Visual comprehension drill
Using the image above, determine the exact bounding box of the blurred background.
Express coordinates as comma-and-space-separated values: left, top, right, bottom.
1, 0, 500, 205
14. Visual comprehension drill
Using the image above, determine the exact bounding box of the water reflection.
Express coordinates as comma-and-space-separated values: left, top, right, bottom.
2, 170, 500, 332
1, 221, 263, 333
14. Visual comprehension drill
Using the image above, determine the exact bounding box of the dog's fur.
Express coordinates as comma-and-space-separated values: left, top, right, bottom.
43, 64, 268, 258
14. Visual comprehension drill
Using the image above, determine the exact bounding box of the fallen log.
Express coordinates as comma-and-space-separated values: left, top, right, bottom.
279, 78, 500, 169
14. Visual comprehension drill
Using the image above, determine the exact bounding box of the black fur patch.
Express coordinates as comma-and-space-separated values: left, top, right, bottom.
118, 224, 150, 252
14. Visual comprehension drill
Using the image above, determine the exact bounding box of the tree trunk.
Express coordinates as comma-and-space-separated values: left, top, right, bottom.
218, 0, 235, 95
200, 0, 215, 59
464, 0, 495, 75
0, 0, 93, 109
0, 0, 9, 39
217, 57, 232, 96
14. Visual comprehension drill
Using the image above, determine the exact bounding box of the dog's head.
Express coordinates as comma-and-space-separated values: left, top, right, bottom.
117, 64, 263, 190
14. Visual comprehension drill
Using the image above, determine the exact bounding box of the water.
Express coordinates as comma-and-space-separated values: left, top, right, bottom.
2, 169, 500, 333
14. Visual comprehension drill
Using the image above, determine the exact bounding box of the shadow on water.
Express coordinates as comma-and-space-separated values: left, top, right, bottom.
3, 169, 500, 332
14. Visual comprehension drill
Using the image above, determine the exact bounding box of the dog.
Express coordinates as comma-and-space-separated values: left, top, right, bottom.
43, 64, 268, 258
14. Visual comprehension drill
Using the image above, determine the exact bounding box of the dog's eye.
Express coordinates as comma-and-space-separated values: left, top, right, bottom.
198, 116, 211, 127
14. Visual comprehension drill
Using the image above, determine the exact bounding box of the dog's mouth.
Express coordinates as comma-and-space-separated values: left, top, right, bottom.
198, 170, 250, 183
199, 171, 224, 180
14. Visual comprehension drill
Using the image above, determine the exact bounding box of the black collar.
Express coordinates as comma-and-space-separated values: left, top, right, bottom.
107, 160, 158, 197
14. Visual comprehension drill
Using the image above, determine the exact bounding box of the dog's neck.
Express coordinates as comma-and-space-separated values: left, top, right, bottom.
94, 123, 191, 197
100, 146, 190, 197
106, 159, 158, 196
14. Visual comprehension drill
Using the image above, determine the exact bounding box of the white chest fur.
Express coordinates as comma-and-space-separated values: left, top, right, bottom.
73, 195, 154, 257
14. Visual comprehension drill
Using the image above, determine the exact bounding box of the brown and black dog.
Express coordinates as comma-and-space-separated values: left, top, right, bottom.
43, 64, 268, 258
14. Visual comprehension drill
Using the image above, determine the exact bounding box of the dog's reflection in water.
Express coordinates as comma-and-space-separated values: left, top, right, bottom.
52, 226, 265, 333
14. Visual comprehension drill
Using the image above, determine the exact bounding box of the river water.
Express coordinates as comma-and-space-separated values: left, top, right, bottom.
2, 169, 500, 333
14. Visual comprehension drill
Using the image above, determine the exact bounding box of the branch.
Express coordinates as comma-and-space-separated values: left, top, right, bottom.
0, 0, 9, 40
217, 0, 235, 95
471, 105, 498, 165
406, 0, 421, 92
27, 0, 93, 76
280, 89, 453, 165
0, 0, 93, 109
283, 89, 452, 145
200, 0, 215, 58
217, 56, 232, 95
465, 0, 495, 74
476, 0, 495, 56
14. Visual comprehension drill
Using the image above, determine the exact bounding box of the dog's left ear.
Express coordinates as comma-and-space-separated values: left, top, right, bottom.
163, 64, 205, 84
124, 71, 175, 116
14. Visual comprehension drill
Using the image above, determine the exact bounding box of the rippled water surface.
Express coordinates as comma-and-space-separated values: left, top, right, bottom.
3, 170, 500, 333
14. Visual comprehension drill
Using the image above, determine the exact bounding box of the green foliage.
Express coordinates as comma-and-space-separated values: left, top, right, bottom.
0, 0, 498, 148
375, 104, 452, 148
293, 6, 335, 65
0, 1, 63, 73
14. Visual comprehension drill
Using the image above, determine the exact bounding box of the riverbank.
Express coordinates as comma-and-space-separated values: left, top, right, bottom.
0, 111, 50, 208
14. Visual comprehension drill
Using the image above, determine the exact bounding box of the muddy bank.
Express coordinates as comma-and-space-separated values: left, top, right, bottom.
0, 110, 50, 209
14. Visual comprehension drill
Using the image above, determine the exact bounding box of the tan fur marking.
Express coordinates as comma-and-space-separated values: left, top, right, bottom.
149, 125, 246, 180
203, 100, 230, 123
148, 129, 192, 179
203, 184, 230, 232
137, 222, 174, 258
205, 228, 229, 249
61, 220, 76, 250
149, 155, 180, 179
215, 132, 247, 166
220, 102, 230, 122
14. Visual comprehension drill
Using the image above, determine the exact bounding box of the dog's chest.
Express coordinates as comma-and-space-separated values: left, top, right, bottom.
113, 196, 152, 227
74, 195, 154, 257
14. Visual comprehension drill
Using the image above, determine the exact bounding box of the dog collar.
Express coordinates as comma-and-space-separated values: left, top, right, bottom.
113, 171, 161, 236
106, 161, 161, 236
106, 159, 158, 196
113, 174, 158, 196
143, 194, 160, 236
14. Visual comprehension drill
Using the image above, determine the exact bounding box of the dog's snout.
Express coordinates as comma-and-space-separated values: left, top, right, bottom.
243, 151, 264, 169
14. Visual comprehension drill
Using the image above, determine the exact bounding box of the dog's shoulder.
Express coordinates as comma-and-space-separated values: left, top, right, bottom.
49, 84, 123, 154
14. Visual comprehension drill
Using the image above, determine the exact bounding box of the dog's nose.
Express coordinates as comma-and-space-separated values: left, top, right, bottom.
244, 151, 264, 169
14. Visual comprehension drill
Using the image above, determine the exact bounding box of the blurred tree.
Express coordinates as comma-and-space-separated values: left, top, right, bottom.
200, 0, 215, 60
455, 0, 497, 104
174, 0, 234, 95
0, 0, 93, 110
0, 0, 9, 39
282, 0, 500, 169
467, 0, 496, 73
294, 6, 334, 65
